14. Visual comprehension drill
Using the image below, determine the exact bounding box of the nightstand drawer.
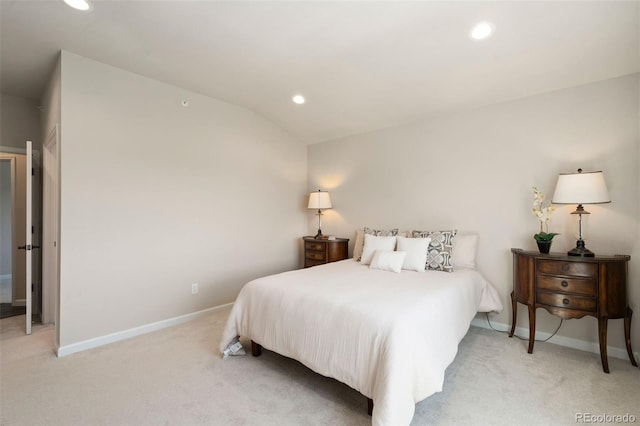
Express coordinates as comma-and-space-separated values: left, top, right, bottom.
304, 259, 326, 268
536, 259, 597, 278
305, 241, 325, 251
305, 251, 326, 261
536, 291, 596, 312
303, 236, 349, 268
536, 275, 597, 296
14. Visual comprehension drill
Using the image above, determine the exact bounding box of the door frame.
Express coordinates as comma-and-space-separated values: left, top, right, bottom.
42, 125, 60, 333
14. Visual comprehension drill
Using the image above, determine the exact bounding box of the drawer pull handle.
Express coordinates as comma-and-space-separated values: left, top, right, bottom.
561, 281, 568, 287
562, 298, 570, 305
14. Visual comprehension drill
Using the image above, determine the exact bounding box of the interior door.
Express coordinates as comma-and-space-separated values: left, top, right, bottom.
23, 141, 42, 334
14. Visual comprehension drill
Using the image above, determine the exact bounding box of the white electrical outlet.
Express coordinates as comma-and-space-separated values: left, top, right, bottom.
191, 283, 199, 294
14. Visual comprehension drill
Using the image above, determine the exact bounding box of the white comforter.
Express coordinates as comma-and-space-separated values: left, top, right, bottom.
219, 259, 503, 426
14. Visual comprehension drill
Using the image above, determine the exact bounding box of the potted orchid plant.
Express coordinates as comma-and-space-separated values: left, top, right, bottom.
532, 186, 558, 253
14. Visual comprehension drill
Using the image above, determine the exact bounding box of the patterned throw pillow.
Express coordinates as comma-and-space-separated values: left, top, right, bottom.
410, 230, 458, 272
355, 227, 399, 261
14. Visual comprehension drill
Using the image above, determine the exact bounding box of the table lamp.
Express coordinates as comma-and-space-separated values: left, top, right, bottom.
308, 190, 332, 239
551, 168, 610, 257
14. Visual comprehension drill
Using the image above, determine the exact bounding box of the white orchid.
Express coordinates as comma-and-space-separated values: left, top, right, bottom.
531, 186, 558, 241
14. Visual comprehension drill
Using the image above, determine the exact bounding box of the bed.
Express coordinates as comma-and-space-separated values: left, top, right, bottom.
219, 255, 503, 426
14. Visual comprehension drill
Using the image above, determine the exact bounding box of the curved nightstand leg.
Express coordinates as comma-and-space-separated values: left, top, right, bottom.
625, 307, 638, 367
598, 317, 610, 373
509, 291, 517, 338
527, 304, 535, 354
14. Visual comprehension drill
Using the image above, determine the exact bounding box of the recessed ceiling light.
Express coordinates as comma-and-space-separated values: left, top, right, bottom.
63, 0, 92, 11
292, 94, 305, 105
470, 22, 494, 40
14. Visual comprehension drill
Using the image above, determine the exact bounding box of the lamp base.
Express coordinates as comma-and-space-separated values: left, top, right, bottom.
314, 229, 323, 239
567, 239, 595, 257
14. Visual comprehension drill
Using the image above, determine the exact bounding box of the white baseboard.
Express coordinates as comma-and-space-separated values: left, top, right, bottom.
56, 303, 233, 357
13, 299, 26, 307
471, 316, 640, 362
52, 305, 639, 361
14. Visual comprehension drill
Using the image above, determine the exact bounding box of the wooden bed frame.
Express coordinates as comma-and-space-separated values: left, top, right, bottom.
251, 340, 374, 416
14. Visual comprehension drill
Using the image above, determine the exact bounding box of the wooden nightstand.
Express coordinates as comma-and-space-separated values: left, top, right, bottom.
303, 236, 349, 268
510, 248, 637, 373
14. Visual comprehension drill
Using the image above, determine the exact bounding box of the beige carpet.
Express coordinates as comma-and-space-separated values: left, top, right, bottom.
1, 307, 638, 426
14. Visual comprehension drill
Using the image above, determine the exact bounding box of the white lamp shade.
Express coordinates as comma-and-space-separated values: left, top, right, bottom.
552, 170, 611, 204
308, 191, 332, 209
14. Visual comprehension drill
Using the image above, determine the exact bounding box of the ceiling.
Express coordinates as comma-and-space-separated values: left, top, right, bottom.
1, 1, 638, 144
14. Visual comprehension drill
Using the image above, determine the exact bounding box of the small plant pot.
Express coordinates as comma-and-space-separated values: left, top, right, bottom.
536, 240, 552, 254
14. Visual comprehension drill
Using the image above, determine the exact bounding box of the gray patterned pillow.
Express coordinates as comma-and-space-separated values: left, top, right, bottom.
410, 230, 458, 272
355, 227, 399, 261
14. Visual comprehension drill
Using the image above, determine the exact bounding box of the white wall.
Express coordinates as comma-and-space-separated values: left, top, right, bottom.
0, 93, 42, 151
57, 52, 307, 348
41, 55, 61, 154
308, 74, 640, 355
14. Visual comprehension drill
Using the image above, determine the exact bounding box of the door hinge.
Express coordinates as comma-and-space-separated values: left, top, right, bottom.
32, 283, 34, 292
32, 168, 35, 176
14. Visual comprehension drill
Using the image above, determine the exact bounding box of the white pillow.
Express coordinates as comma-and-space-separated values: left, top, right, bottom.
452, 234, 478, 270
360, 234, 397, 265
353, 227, 399, 261
396, 236, 431, 272
369, 250, 406, 273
